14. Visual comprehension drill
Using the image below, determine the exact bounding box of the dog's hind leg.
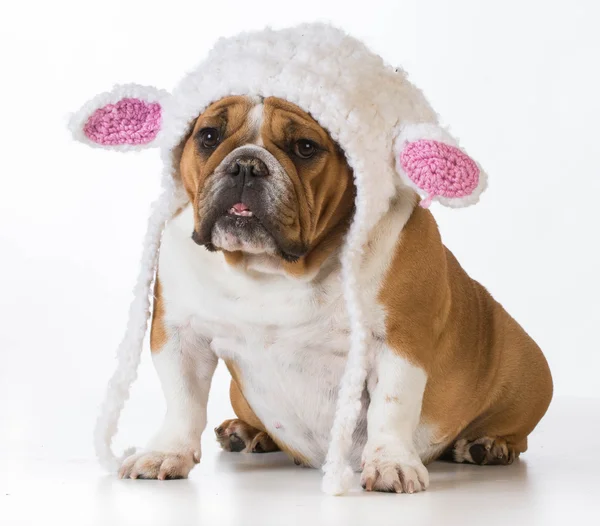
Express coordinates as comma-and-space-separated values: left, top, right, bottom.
450, 436, 526, 465
214, 418, 279, 453
214, 378, 279, 454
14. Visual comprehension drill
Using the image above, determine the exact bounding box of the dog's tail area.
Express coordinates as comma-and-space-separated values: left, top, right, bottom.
93, 176, 185, 472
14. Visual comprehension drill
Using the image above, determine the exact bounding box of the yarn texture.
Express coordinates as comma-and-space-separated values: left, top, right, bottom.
69, 23, 488, 495
400, 140, 480, 208
69, 83, 169, 152
393, 122, 488, 208
83, 98, 162, 146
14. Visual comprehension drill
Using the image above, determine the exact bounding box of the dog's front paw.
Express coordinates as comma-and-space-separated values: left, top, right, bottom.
361, 443, 429, 494
118, 449, 200, 480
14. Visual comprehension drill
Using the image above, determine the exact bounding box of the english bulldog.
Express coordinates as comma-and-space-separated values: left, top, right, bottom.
115, 95, 553, 493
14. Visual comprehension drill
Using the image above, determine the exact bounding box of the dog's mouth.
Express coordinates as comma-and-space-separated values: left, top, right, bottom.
228, 202, 254, 217
197, 198, 284, 257
192, 144, 308, 261
194, 200, 305, 262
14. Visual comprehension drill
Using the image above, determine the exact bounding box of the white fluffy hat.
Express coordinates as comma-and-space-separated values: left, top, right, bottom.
70, 22, 487, 495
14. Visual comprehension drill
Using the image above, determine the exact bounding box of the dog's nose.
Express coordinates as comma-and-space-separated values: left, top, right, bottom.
227, 156, 269, 179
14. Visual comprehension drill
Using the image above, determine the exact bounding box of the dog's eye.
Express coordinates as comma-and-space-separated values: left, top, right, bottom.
198, 128, 221, 149
294, 139, 317, 159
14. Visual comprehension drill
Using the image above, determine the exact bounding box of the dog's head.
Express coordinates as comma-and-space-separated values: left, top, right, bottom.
71, 77, 488, 278
180, 96, 355, 270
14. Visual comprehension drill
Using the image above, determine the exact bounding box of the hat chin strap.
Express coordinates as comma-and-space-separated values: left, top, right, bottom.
93, 175, 187, 471
322, 199, 371, 495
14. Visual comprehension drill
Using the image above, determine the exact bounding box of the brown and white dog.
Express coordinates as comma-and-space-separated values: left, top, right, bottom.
117, 95, 553, 493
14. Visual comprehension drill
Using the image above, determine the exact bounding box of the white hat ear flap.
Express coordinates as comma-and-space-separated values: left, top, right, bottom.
69, 84, 170, 151
392, 123, 488, 208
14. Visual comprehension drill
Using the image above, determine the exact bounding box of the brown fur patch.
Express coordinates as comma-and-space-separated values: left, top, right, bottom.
262, 98, 355, 277
379, 205, 553, 458
225, 361, 266, 432
222, 250, 245, 266
150, 279, 167, 353
180, 96, 256, 203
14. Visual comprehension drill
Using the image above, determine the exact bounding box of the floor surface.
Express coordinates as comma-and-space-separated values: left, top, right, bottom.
1, 396, 599, 525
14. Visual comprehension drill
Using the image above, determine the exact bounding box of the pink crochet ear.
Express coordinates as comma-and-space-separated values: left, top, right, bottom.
399, 140, 480, 208
70, 84, 169, 151
393, 123, 487, 209
84, 98, 161, 146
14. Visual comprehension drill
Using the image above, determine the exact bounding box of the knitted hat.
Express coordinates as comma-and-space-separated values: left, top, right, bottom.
70, 22, 487, 495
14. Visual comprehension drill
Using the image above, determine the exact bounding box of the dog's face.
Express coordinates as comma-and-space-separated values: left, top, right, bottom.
180, 96, 354, 272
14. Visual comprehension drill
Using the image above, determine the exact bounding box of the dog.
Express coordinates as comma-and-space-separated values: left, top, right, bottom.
116, 95, 553, 493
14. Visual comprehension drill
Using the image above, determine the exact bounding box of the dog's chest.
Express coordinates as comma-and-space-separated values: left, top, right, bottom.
159, 207, 369, 467
210, 313, 359, 467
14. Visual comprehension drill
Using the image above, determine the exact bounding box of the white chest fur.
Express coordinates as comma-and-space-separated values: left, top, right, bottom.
157, 202, 413, 468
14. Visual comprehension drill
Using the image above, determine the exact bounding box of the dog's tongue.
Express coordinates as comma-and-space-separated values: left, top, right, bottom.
229, 202, 253, 217
232, 203, 250, 213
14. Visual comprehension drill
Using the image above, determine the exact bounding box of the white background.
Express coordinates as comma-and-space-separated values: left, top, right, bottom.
1, 0, 599, 487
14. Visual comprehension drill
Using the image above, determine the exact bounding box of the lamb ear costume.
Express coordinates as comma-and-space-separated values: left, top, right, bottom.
70, 22, 487, 495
